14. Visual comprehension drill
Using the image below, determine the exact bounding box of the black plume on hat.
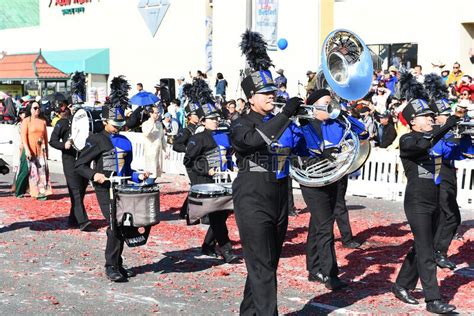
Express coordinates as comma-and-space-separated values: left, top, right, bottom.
240, 30, 273, 71
399, 71, 428, 101
424, 73, 449, 101
109, 75, 131, 107
102, 75, 130, 126
182, 83, 193, 99
240, 30, 277, 99
71, 71, 86, 104
189, 78, 220, 119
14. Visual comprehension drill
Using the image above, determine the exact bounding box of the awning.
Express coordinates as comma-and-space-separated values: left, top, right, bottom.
43, 48, 110, 75
0, 52, 69, 81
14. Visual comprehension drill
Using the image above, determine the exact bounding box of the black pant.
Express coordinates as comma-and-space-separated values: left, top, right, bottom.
334, 175, 354, 244
95, 187, 124, 267
434, 180, 461, 255
202, 210, 231, 250
302, 182, 339, 277
63, 157, 89, 225
396, 181, 441, 302
233, 173, 289, 316
288, 178, 294, 210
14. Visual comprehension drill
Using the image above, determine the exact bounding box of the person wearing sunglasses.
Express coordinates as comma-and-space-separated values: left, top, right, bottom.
20, 102, 53, 200
446, 62, 464, 86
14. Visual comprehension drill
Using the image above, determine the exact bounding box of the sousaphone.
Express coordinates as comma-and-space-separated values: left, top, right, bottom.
289, 29, 373, 187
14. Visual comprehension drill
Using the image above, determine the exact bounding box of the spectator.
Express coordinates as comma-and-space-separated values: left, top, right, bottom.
142, 106, 167, 180
413, 65, 424, 83
455, 75, 474, 101
0, 95, 17, 124
306, 70, 317, 96
215, 72, 228, 100
137, 83, 143, 93
277, 82, 290, 101
441, 70, 450, 83
375, 110, 397, 148
163, 99, 183, 127
20, 102, 53, 200
372, 85, 391, 114
386, 66, 399, 96
236, 98, 246, 114
177, 76, 186, 105
359, 106, 376, 140
459, 86, 473, 102
154, 83, 161, 98
446, 62, 464, 86
12, 108, 28, 196
162, 112, 179, 144
275, 69, 287, 87
226, 99, 240, 122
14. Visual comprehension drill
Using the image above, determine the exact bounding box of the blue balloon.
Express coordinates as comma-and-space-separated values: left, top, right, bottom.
277, 38, 288, 50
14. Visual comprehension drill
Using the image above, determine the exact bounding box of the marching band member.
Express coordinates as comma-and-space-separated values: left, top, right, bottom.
49, 106, 91, 230
49, 72, 90, 230
173, 84, 201, 219
75, 76, 149, 282
297, 89, 368, 290
183, 80, 239, 263
392, 72, 463, 313
425, 74, 473, 270
230, 30, 303, 315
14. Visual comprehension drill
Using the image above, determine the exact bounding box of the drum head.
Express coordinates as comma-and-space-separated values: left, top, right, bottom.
116, 183, 160, 194
190, 183, 226, 195
71, 109, 92, 151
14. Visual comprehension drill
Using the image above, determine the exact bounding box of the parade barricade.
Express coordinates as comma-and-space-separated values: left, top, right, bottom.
0, 125, 472, 209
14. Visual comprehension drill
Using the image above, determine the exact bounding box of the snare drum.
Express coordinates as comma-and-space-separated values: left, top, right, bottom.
221, 183, 233, 196
188, 183, 233, 223
70, 108, 104, 151
115, 183, 160, 228
190, 183, 226, 198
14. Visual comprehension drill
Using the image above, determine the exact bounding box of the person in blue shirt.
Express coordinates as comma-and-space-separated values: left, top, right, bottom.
215, 72, 228, 101
294, 89, 368, 291
75, 77, 150, 283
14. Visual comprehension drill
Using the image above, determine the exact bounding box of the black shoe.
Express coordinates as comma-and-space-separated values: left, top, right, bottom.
119, 265, 136, 278
426, 300, 456, 314
324, 276, 348, 291
222, 250, 240, 264
342, 239, 362, 249
308, 272, 328, 284
435, 252, 456, 270
105, 266, 127, 282
79, 221, 93, 232
201, 245, 219, 258
391, 283, 419, 305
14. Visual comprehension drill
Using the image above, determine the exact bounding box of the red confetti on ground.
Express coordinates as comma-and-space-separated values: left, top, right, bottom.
0, 177, 472, 314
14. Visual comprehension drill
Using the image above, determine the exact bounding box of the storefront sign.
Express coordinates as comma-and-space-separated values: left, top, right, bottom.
0, 84, 23, 97
255, 0, 279, 51
49, 0, 97, 16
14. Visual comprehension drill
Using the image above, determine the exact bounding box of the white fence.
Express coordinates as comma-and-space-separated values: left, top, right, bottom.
0, 125, 472, 209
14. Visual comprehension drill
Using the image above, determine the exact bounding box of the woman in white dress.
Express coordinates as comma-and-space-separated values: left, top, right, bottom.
141, 106, 167, 180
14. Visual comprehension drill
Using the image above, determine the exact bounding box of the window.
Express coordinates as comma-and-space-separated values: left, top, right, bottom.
368, 43, 418, 71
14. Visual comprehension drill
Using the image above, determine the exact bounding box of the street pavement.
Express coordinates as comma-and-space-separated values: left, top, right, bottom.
0, 154, 473, 315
